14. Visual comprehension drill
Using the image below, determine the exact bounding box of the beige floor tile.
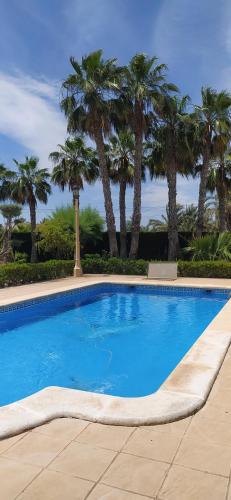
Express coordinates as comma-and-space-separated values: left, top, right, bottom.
76, 423, 134, 451
141, 417, 192, 437
174, 435, 231, 476
17, 469, 94, 500
88, 483, 151, 500
208, 388, 231, 409
0, 456, 41, 500
3, 431, 69, 467
185, 415, 231, 447
102, 452, 169, 497
49, 441, 116, 481
33, 417, 89, 440
158, 465, 228, 500
227, 483, 231, 499
192, 402, 231, 425
0, 432, 28, 454
123, 428, 181, 463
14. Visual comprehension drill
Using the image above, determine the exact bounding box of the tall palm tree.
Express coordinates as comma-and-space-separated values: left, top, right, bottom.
61, 50, 124, 257
50, 136, 99, 203
0, 157, 51, 263
122, 53, 177, 258
193, 87, 231, 236
149, 95, 194, 260
108, 132, 134, 258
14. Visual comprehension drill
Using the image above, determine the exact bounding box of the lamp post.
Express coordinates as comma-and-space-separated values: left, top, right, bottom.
73, 185, 82, 277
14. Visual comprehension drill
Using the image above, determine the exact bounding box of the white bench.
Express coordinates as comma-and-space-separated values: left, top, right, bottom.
147, 262, 177, 280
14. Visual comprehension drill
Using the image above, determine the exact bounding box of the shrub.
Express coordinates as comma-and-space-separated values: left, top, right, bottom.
38, 206, 105, 260
14, 251, 29, 263
0, 260, 73, 287
82, 257, 148, 275
184, 233, 231, 261
38, 222, 74, 260
1, 257, 231, 289
178, 260, 231, 278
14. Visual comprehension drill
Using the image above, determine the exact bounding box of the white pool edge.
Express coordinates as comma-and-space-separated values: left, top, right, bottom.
0, 278, 231, 438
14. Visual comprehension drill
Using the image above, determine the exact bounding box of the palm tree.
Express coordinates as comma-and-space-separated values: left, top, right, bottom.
61, 50, 124, 257
179, 204, 198, 234
0, 204, 23, 263
206, 157, 231, 232
193, 87, 231, 236
146, 204, 197, 233
108, 132, 135, 258
121, 53, 177, 258
0, 156, 51, 263
50, 136, 99, 203
149, 95, 194, 260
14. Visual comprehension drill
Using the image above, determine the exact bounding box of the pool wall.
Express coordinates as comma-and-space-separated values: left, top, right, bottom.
0, 277, 230, 438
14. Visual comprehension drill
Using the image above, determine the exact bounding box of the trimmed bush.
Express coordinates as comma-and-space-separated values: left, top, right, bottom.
82, 257, 148, 275
0, 260, 74, 287
0, 258, 230, 288
178, 260, 231, 278
0, 257, 148, 288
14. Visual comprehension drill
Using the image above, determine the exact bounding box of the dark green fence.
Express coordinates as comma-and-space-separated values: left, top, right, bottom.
80, 232, 192, 260
11, 231, 193, 261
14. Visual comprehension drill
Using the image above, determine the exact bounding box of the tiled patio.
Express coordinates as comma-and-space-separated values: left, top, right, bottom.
0, 276, 231, 499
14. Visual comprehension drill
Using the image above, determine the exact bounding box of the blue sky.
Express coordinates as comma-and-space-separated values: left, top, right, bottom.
0, 0, 230, 224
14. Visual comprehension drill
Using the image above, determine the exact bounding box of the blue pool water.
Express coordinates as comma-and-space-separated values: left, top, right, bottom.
0, 284, 228, 405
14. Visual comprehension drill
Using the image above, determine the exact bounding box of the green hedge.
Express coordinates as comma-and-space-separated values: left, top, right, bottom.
0, 260, 74, 287
0, 257, 148, 287
0, 258, 230, 288
83, 257, 231, 279
178, 260, 231, 278
82, 256, 148, 275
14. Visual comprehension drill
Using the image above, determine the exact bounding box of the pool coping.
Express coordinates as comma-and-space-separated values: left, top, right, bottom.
0, 276, 231, 438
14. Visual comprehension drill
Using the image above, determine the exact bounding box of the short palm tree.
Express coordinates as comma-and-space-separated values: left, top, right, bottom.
0, 156, 51, 263
185, 232, 231, 261
108, 132, 135, 258
61, 50, 124, 256
50, 136, 99, 203
0, 204, 23, 263
122, 53, 177, 258
193, 87, 231, 236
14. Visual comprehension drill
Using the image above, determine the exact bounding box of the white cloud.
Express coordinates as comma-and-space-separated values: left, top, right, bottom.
0, 72, 66, 167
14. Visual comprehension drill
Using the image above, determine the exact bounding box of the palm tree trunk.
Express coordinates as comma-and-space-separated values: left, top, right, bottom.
167, 161, 179, 261
94, 127, 118, 257
1, 229, 10, 263
30, 200, 37, 263
119, 178, 127, 258
129, 118, 143, 259
196, 147, 210, 237
217, 164, 227, 233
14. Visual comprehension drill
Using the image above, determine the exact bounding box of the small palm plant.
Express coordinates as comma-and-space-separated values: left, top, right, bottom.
185, 232, 231, 261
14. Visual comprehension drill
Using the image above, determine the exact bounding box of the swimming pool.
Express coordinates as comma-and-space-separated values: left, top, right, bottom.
0, 283, 228, 406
